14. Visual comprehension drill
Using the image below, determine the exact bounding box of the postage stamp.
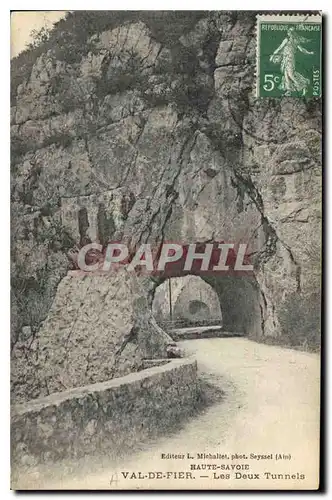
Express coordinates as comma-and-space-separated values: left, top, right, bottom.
256, 14, 322, 98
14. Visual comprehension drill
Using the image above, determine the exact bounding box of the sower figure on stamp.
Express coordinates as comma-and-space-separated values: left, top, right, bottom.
270, 27, 314, 95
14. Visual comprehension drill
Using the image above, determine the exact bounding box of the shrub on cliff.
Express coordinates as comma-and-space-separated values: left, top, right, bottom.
279, 291, 321, 351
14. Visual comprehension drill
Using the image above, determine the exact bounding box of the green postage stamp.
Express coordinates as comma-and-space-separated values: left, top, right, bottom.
256, 14, 322, 97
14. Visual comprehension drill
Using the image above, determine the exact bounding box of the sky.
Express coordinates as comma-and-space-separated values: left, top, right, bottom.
10, 11, 67, 58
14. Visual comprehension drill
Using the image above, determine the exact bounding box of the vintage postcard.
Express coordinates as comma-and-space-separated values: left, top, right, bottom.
10, 11, 322, 490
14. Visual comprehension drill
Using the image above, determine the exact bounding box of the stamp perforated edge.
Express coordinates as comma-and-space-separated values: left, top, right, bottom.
255, 13, 322, 98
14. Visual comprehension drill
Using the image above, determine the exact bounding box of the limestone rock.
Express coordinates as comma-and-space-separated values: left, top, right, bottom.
11, 269, 173, 402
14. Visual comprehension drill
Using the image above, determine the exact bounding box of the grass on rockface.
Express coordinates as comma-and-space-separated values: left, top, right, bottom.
277, 290, 321, 353
11, 11, 206, 104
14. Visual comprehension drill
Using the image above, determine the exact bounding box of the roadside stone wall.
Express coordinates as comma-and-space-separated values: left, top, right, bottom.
11, 358, 198, 468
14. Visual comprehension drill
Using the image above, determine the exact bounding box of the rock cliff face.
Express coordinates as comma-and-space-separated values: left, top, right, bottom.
11, 12, 321, 402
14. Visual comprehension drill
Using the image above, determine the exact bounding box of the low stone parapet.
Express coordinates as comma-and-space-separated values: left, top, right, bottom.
11, 358, 197, 467
169, 326, 245, 341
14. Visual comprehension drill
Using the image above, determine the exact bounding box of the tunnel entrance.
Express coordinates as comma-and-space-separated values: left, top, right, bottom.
151, 273, 262, 339
188, 300, 210, 317
152, 275, 223, 332
202, 275, 262, 337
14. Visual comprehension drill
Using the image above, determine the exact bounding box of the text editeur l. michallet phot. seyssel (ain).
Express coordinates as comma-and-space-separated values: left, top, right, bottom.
10, 10, 322, 490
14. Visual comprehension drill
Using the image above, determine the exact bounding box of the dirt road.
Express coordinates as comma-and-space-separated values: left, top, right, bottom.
19, 338, 320, 490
